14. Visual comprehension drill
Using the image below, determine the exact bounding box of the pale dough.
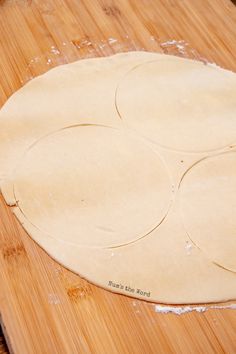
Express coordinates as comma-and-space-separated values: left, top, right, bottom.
0, 52, 236, 304
7, 125, 172, 248
0, 51, 165, 180
116, 60, 236, 152
179, 151, 236, 272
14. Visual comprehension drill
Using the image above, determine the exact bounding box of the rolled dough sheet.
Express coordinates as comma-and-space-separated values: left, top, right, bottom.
1, 51, 236, 304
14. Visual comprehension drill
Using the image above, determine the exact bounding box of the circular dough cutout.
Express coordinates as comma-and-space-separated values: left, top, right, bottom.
116, 59, 236, 152
180, 151, 236, 271
13, 125, 172, 248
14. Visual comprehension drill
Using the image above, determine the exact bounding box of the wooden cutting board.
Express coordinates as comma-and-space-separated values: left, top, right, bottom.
0, 0, 236, 353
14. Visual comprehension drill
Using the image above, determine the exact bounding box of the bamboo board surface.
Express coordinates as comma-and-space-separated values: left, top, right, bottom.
0, 0, 236, 353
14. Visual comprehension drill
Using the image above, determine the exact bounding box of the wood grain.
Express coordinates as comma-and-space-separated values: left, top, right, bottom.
0, 0, 236, 353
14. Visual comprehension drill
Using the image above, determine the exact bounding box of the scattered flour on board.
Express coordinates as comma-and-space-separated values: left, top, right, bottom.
48, 293, 61, 305
155, 304, 236, 315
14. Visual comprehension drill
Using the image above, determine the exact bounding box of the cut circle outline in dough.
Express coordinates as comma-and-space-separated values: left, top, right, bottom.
10, 124, 174, 249
115, 59, 236, 153
179, 150, 236, 272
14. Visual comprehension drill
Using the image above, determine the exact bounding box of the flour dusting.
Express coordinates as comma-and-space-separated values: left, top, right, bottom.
48, 293, 61, 305
155, 304, 236, 315
185, 241, 193, 255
